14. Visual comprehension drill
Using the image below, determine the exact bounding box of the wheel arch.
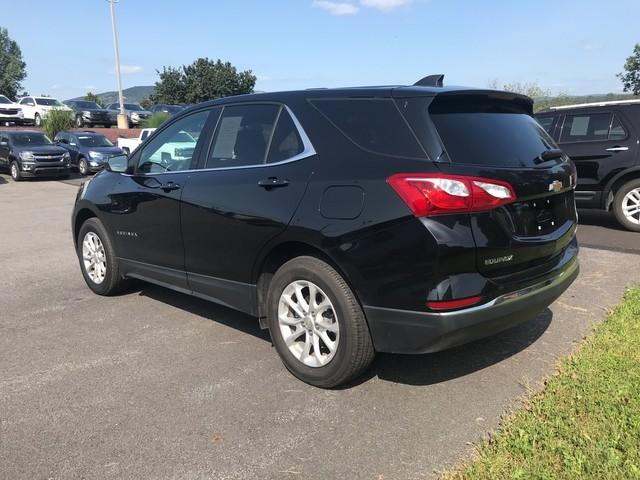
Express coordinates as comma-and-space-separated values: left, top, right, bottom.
73, 207, 98, 249
253, 241, 361, 328
604, 167, 640, 210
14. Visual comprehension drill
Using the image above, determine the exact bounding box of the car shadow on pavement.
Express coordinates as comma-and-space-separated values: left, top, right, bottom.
0, 175, 7, 185
134, 282, 552, 388
136, 283, 271, 342
578, 209, 625, 231
360, 309, 552, 387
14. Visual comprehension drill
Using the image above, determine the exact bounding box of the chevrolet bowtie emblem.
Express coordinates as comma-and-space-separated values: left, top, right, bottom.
549, 180, 563, 193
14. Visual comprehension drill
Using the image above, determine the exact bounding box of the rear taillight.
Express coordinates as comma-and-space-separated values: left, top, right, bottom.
387, 173, 516, 217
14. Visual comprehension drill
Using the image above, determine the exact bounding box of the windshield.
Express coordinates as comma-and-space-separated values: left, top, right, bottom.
164, 105, 183, 114
75, 101, 100, 109
170, 131, 196, 143
0, 95, 11, 104
124, 103, 144, 111
35, 98, 63, 107
11, 133, 53, 146
77, 135, 113, 147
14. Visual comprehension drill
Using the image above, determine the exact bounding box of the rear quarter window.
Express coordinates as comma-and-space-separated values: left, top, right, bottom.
310, 98, 425, 158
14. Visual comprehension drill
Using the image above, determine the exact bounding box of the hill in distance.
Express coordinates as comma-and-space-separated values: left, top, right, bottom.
69, 85, 154, 105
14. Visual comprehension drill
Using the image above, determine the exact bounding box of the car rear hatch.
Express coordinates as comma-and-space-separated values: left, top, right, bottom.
395, 90, 577, 278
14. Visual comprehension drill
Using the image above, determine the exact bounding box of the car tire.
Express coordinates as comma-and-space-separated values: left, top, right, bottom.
10, 161, 22, 181
613, 178, 640, 232
267, 256, 375, 388
78, 157, 88, 176
75, 115, 84, 128
34, 113, 42, 127
77, 218, 127, 295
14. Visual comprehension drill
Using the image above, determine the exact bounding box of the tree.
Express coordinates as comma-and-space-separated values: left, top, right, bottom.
85, 92, 102, 107
150, 58, 256, 105
487, 79, 551, 112
0, 28, 27, 100
618, 44, 640, 95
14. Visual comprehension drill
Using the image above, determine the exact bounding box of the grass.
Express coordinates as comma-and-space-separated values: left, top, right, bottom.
444, 287, 640, 480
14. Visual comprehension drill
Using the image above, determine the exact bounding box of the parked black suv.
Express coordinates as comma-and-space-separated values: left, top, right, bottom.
72, 78, 579, 387
0, 130, 70, 181
64, 100, 116, 128
535, 101, 640, 231
54, 131, 124, 175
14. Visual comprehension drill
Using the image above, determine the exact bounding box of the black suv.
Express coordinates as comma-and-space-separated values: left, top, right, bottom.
0, 130, 70, 181
64, 100, 116, 128
535, 101, 640, 231
72, 78, 579, 387
54, 131, 124, 175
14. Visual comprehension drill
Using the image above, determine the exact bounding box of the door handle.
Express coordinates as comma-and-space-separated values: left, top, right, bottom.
160, 181, 180, 192
258, 177, 289, 189
605, 146, 629, 152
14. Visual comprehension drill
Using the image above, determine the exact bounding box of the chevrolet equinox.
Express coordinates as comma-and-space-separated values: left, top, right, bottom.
72, 76, 579, 387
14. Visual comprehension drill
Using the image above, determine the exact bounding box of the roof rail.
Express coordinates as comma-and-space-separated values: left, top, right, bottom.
549, 99, 640, 110
414, 74, 444, 87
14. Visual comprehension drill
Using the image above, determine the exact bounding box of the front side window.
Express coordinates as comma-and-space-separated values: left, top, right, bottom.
560, 113, 611, 143
206, 104, 279, 168
137, 109, 210, 174
20, 98, 34, 106
535, 115, 558, 137
609, 115, 627, 141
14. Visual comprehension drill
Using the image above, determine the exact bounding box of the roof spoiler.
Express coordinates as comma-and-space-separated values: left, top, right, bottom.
414, 74, 444, 87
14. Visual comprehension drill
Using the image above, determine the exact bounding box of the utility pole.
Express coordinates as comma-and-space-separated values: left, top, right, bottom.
108, 0, 128, 129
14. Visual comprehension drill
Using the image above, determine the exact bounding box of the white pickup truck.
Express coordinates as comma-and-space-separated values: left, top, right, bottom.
117, 128, 156, 154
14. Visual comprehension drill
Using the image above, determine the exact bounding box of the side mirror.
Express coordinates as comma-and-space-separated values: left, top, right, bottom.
105, 154, 129, 173
69, 142, 77, 147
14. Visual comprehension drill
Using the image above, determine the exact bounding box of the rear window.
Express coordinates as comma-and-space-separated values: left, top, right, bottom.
400, 96, 557, 167
311, 99, 425, 158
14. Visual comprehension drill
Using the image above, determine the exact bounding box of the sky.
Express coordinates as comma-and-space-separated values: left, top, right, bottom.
2, 0, 639, 101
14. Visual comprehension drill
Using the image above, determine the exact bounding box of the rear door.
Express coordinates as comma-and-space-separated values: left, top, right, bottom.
398, 92, 577, 277
181, 103, 315, 312
557, 109, 638, 193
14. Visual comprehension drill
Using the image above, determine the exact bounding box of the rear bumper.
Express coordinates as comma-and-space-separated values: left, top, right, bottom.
364, 256, 579, 354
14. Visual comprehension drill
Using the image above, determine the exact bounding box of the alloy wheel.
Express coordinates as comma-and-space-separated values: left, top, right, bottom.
277, 280, 339, 368
10, 163, 18, 179
82, 232, 107, 284
622, 187, 640, 225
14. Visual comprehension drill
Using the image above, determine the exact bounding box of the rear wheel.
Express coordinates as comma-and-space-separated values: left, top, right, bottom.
10, 161, 21, 181
613, 179, 640, 232
267, 256, 375, 388
77, 218, 127, 295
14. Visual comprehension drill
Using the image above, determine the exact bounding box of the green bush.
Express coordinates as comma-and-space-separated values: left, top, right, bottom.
142, 112, 169, 128
41, 108, 74, 140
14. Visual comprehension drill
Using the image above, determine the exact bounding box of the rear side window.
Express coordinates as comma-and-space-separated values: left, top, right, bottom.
560, 113, 611, 143
206, 104, 279, 168
311, 99, 425, 158
267, 109, 303, 163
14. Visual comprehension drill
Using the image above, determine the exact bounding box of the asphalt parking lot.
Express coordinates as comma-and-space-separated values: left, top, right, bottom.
2, 174, 640, 479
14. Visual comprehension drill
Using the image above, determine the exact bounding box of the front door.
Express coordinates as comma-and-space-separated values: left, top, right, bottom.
558, 110, 638, 194
181, 103, 316, 313
0, 135, 10, 168
104, 109, 213, 289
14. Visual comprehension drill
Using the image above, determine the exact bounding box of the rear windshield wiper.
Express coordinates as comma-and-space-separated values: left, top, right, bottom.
535, 149, 563, 164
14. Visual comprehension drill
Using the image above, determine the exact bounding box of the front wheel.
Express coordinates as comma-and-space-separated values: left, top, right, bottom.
613, 179, 640, 232
10, 161, 22, 181
34, 113, 42, 127
267, 256, 375, 388
75, 115, 84, 128
78, 157, 88, 176
77, 218, 127, 295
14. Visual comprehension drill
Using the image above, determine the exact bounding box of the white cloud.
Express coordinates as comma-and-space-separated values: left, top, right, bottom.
312, 0, 359, 15
110, 65, 144, 75
360, 0, 410, 11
